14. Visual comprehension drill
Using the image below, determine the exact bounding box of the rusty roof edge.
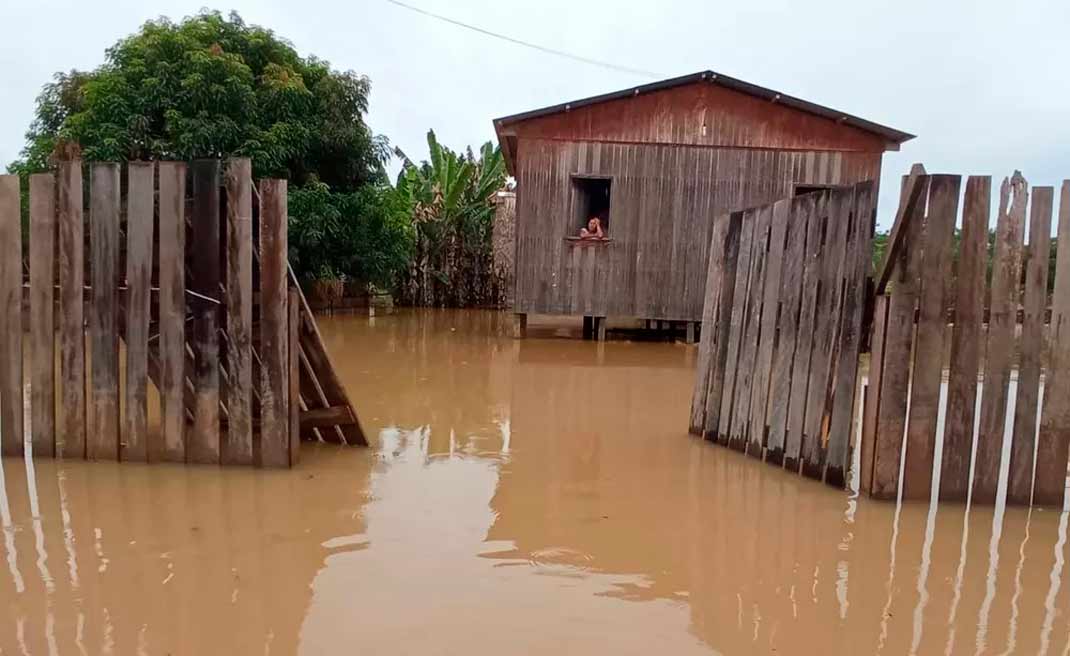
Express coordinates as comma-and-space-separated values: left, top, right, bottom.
493, 70, 916, 146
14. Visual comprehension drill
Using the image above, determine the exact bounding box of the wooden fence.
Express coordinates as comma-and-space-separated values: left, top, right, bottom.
860, 171, 1070, 506
690, 181, 876, 488
0, 158, 365, 468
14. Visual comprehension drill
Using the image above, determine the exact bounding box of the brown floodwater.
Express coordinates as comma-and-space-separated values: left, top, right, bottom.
2, 309, 1069, 655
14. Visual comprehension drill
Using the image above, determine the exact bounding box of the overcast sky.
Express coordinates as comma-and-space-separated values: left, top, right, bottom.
2, 0, 1068, 229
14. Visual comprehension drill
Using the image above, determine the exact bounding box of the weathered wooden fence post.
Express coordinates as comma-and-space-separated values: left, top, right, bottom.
0, 175, 22, 456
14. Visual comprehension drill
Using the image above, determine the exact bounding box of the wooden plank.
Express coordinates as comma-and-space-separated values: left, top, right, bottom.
190, 159, 221, 464
729, 206, 772, 451
973, 173, 1027, 504
223, 158, 253, 465
747, 197, 790, 456
800, 186, 853, 478
696, 212, 743, 439
289, 288, 301, 466
0, 175, 23, 456
300, 405, 356, 429
156, 162, 187, 462
940, 176, 990, 501
260, 179, 290, 467
1007, 185, 1053, 505
57, 161, 85, 459
766, 194, 816, 464
29, 174, 56, 457
826, 181, 877, 487
122, 162, 154, 462
88, 163, 121, 460
1034, 180, 1070, 506
875, 163, 927, 295
859, 295, 890, 495
784, 191, 829, 470
871, 176, 930, 499
716, 209, 758, 444
902, 175, 960, 500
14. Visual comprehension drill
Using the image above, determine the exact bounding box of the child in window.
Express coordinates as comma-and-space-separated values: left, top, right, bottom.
580, 217, 605, 240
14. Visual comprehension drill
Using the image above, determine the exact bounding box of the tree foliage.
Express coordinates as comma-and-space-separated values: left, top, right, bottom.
394, 131, 507, 307
9, 10, 387, 191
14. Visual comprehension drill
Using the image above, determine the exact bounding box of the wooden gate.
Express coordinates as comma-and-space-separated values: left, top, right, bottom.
0, 158, 365, 468
690, 181, 876, 487
860, 169, 1070, 506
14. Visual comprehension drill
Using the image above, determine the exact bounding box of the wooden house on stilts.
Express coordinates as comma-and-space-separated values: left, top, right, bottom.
495, 71, 913, 339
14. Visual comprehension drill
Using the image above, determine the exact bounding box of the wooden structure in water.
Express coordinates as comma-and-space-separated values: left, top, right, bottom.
0, 158, 365, 468
689, 182, 877, 487
860, 170, 1070, 506
495, 70, 913, 339
690, 164, 1070, 508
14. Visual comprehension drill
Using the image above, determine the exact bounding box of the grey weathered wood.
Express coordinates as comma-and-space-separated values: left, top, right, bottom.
156, 162, 187, 462
902, 175, 960, 500
717, 209, 758, 444
859, 295, 890, 495
826, 182, 877, 487
89, 163, 121, 460
289, 287, 301, 466
260, 179, 290, 467
973, 174, 1027, 504
122, 162, 154, 462
190, 160, 221, 464
223, 158, 254, 465
871, 176, 929, 499
1034, 180, 1070, 506
729, 206, 772, 451
784, 192, 829, 470
800, 187, 853, 478
57, 161, 85, 459
875, 163, 927, 295
1007, 185, 1053, 505
940, 176, 990, 502
29, 174, 56, 457
697, 212, 743, 439
766, 195, 815, 464
0, 175, 23, 456
746, 198, 790, 455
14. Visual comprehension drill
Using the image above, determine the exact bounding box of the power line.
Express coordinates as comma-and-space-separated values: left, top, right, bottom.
383, 0, 663, 80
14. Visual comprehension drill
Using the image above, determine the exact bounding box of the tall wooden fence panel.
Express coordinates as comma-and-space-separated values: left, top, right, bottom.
690, 181, 877, 488
0, 159, 366, 468
860, 170, 1070, 507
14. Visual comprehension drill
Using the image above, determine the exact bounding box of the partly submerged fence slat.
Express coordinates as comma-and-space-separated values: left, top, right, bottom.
123, 162, 154, 462
0, 175, 22, 457
859, 295, 890, 494
973, 176, 1026, 504
157, 162, 187, 463
57, 161, 86, 459
940, 176, 989, 502
1034, 181, 1070, 505
88, 163, 121, 460
1007, 186, 1053, 504
902, 175, 960, 500
224, 158, 254, 466
288, 288, 301, 466
729, 206, 771, 451
260, 179, 290, 467
700, 212, 743, 440
29, 174, 56, 458
766, 195, 814, 465
717, 209, 757, 444
190, 159, 222, 464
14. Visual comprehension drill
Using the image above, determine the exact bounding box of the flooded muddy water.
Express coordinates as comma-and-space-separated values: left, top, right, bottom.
2, 309, 1070, 654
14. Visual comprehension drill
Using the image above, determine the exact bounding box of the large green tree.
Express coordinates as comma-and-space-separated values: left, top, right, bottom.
9, 10, 387, 190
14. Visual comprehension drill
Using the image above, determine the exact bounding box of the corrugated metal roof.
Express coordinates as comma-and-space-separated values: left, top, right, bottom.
494, 70, 915, 145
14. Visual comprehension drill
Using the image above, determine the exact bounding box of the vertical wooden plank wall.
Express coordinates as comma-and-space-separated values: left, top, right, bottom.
0, 175, 22, 456
123, 162, 154, 462
29, 174, 56, 457
88, 163, 121, 460
864, 171, 1070, 507
190, 160, 222, 464
157, 162, 187, 462
224, 158, 254, 465
58, 160, 86, 459
260, 179, 290, 467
